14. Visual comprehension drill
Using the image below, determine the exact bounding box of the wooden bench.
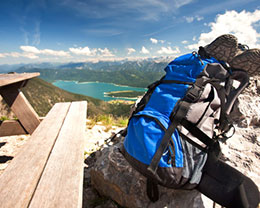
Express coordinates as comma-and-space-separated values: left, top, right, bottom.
0, 101, 87, 208
0, 73, 41, 136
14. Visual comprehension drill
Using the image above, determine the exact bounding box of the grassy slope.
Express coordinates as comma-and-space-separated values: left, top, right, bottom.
21, 78, 132, 118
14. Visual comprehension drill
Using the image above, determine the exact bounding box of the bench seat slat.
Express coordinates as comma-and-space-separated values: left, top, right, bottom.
0, 102, 71, 208
0, 73, 40, 87
29, 101, 87, 208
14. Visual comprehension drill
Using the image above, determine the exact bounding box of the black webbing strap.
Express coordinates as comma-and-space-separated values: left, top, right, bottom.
180, 119, 216, 147
147, 79, 193, 91
146, 178, 159, 202
147, 101, 190, 175
134, 114, 167, 133
160, 80, 194, 85
210, 81, 230, 132
105, 128, 127, 143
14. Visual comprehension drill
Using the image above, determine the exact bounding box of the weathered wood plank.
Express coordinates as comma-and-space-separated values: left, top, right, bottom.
29, 101, 87, 208
0, 88, 40, 134
0, 120, 27, 136
0, 73, 40, 87
0, 102, 71, 208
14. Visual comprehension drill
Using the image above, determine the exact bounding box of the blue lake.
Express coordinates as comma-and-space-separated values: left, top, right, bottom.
52, 80, 147, 101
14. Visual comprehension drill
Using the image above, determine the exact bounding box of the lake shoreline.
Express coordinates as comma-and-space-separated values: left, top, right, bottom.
104, 90, 145, 100
52, 80, 146, 102
52, 80, 147, 89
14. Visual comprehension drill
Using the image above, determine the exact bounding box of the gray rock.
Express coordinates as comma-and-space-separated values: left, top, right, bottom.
231, 76, 260, 128
90, 143, 204, 208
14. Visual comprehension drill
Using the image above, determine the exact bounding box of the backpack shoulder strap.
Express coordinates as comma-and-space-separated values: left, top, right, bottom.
225, 69, 249, 115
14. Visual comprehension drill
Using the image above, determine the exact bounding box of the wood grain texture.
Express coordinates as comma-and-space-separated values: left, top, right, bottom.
0, 120, 27, 136
29, 101, 87, 208
0, 73, 40, 87
0, 89, 40, 134
0, 102, 71, 208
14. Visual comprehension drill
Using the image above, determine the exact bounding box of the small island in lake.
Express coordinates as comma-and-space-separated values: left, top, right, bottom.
105, 90, 145, 99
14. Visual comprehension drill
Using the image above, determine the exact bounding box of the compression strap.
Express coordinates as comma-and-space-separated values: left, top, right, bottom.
147, 101, 190, 175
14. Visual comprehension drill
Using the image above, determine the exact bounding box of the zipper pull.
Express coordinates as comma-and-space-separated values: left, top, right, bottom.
192, 51, 204, 65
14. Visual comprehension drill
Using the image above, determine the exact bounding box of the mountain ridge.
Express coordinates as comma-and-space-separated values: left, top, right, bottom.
12, 59, 169, 88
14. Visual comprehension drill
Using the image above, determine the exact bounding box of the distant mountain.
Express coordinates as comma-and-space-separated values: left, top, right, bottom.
0, 64, 25, 73
0, 62, 63, 73
1, 56, 174, 73
66, 59, 171, 72
15, 62, 63, 71
15, 58, 170, 87
21, 77, 132, 117
58, 61, 125, 70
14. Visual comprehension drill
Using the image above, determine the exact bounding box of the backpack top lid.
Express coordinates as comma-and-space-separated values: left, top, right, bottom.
164, 52, 220, 82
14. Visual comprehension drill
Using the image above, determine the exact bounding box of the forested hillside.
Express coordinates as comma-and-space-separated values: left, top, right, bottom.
21, 78, 132, 117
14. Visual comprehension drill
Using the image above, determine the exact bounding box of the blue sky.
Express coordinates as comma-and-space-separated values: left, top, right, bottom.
0, 0, 260, 64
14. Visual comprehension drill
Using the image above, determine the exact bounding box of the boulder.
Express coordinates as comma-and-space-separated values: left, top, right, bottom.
90, 142, 204, 208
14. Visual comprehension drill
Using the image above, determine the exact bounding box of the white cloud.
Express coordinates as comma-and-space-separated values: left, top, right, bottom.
187, 10, 260, 50
98, 48, 115, 57
69, 46, 97, 56
157, 46, 180, 55
32, 21, 41, 45
8, 52, 23, 58
174, 0, 194, 9
182, 40, 188, 44
69, 46, 114, 57
185, 15, 204, 23
1, 45, 115, 62
0, 51, 39, 59
127, 48, 136, 55
20, 27, 29, 45
0, 53, 6, 58
20, 46, 40, 54
41, 49, 70, 57
19, 20, 41, 46
140, 46, 150, 54
150, 38, 165, 44
150, 38, 158, 44
63, 0, 195, 22
185, 17, 194, 23
22, 53, 39, 59
20, 45, 70, 57
196, 16, 204, 21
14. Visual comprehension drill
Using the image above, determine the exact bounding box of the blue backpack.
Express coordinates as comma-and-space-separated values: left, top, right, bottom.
120, 51, 249, 202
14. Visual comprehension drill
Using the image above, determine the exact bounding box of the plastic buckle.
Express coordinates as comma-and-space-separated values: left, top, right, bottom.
185, 85, 202, 102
